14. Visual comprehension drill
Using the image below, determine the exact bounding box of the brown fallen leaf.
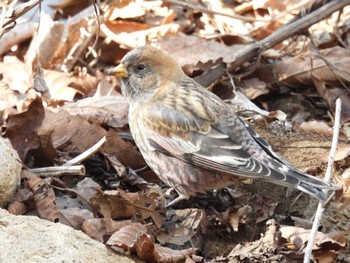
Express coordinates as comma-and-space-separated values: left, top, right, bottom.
228, 219, 280, 260
107, 222, 148, 254
5, 98, 44, 161
82, 218, 133, 243
274, 46, 350, 121
23, 170, 60, 223
280, 225, 346, 252
157, 208, 208, 247
152, 241, 197, 263
102, 130, 147, 170
38, 108, 106, 153
62, 95, 129, 128
159, 35, 238, 68
297, 120, 333, 137
318, 144, 350, 163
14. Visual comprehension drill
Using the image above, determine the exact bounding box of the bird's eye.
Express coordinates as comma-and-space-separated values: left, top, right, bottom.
136, 64, 146, 71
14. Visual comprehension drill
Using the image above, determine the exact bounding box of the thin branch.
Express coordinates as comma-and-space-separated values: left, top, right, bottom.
63, 136, 107, 166
0, 0, 44, 38
29, 165, 85, 177
303, 98, 341, 263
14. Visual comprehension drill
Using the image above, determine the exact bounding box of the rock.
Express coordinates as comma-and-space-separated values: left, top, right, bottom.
0, 209, 141, 263
0, 137, 21, 207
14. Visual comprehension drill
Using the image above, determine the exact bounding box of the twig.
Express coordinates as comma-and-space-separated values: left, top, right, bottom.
29, 165, 85, 177
29, 137, 106, 177
162, 0, 268, 22
0, 0, 44, 38
64, 5, 100, 72
303, 98, 341, 263
63, 136, 107, 166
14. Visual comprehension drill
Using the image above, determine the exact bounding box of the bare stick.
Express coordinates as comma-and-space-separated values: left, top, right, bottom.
30, 165, 85, 177
63, 136, 107, 166
303, 98, 341, 263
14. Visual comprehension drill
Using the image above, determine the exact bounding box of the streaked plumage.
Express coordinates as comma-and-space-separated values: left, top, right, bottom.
110, 46, 335, 206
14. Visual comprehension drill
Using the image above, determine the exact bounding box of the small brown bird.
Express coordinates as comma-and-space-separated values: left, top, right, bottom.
110, 45, 334, 206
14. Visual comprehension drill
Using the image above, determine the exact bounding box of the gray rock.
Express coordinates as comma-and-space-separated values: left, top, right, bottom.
0, 209, 140, 263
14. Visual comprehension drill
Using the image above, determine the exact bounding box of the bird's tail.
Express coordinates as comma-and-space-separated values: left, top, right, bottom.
288, 169, 338, 201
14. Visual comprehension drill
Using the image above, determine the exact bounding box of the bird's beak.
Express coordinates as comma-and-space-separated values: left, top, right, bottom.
109, 63, 128, 78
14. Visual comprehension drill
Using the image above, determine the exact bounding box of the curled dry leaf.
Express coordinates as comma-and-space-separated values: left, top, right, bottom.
23, 170, 60, 222
152, 243, 197, 263
32, 57, 50, 99
134, 232, 155, 262
7, 201, 28, 216
7, 185, 33, 216
107, 222, 198, 262
107, 222, 148, 254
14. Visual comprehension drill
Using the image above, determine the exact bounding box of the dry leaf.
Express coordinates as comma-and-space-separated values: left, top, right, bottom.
5, 99, 44, 161
23, 170, 60, 222
157, 209, 207, 246
107, 222, 147, 254
280, 226, 346, 251
90, 189, 138, 220
63, 96, 129, 128
82, 218, 133, 242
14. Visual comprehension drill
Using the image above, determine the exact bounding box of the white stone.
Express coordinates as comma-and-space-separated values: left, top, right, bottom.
0, 209, 139, 263
0, 137, 21, 207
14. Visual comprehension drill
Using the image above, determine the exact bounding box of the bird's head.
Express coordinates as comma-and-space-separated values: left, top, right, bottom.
109, 46, 184, 103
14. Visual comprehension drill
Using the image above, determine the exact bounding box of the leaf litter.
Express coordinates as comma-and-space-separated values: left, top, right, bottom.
1, 0, 350, 262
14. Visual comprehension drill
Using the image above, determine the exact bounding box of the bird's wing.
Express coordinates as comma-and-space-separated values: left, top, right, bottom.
140, 79, 276, 179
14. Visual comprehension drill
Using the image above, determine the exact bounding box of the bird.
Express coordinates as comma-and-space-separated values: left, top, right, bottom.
109, 45, 336, 207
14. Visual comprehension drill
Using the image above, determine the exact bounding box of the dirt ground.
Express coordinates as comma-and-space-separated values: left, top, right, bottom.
200, 120, 349, 262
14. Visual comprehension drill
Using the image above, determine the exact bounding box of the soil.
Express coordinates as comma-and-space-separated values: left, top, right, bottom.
201, 121, 349, 262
